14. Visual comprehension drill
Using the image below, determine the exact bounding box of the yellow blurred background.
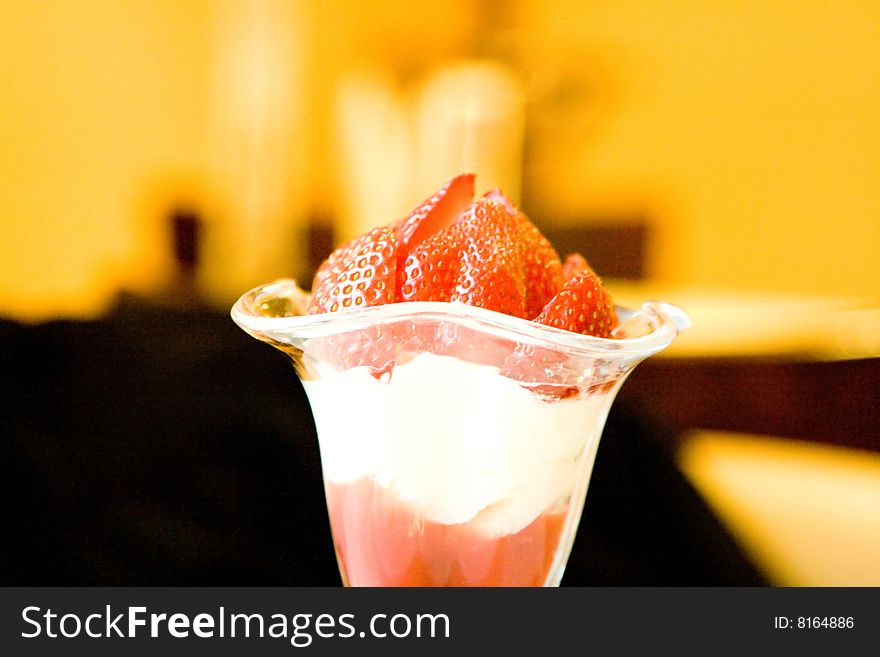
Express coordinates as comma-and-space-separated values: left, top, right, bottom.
4, 0, 879, 315
2, 0, 878, 585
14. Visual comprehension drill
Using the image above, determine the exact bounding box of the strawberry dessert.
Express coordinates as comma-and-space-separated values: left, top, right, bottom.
298, 174, 626, 587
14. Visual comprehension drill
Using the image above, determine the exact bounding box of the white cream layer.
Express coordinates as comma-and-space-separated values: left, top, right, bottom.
302, 352, 611, 536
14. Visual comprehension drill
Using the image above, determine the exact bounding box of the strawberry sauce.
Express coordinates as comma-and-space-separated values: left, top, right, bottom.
325, 478, 567, 587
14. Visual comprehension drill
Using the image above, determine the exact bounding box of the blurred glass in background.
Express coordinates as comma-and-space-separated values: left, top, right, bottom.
4, 0, 878, 316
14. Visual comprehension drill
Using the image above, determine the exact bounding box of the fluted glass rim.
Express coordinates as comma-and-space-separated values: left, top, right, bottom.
231, 278, 690, 358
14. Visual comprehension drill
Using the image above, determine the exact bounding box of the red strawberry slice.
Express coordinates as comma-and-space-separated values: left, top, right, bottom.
399, 228, 462, 303
499, 346, 581, 400
397, 196, 528, 366
307, 224, 417, 376
484, 189, 563, 319
520, 229, 564, 320
450, 199, 527, 319
308, 226, 398, 314
535, 268, 618, 337
501, 268, 618, 398
307, 321, 422, 377
400, 197, 528, 319
394, 173, 475, 268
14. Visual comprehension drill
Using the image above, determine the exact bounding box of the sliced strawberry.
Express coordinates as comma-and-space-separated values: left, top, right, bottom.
397, 200, 524, 366
308, 226, 398, 314
500, 344, 617, 400
449, 200, 527, 319
501, 268, 618, 398
535, 268, 618, 337
518, 223, 563, 320
399, 229, 462, 303
307, 322, 422, 377
484, 189, 563, 319
400, 197, 528, 318
394, 173, 475, 270
311, 239, 344, 294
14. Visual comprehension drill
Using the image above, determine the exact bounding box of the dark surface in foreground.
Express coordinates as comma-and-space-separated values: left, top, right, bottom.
1, 295, 766, 586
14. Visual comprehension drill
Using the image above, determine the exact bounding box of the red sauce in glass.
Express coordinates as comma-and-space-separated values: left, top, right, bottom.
325, 478, 567, 586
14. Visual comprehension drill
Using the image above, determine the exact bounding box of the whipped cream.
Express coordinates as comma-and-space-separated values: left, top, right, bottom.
302, 352, 612, 536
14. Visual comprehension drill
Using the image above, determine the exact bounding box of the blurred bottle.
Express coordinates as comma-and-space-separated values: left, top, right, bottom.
414, 60, 526, 204
334, 66, 413, 243
333, 58, 526, 242
198, 0, 311, 304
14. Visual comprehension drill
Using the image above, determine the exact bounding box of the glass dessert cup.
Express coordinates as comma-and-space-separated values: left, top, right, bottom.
232, 279, 688, 587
